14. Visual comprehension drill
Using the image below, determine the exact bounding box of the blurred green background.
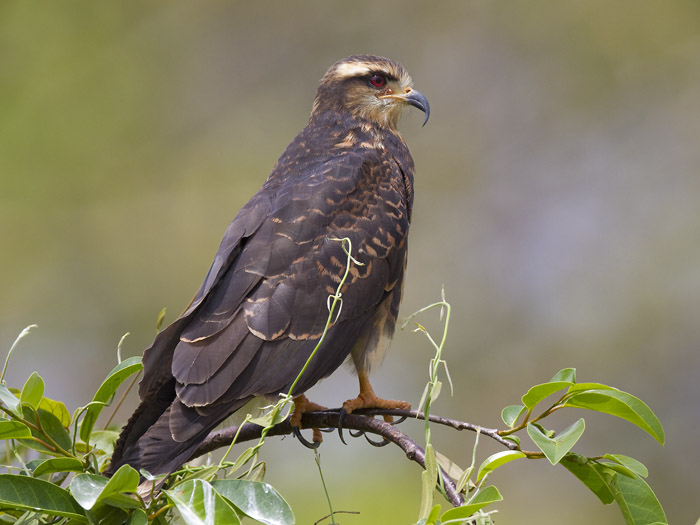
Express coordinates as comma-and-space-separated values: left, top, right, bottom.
2, 1, 699, 523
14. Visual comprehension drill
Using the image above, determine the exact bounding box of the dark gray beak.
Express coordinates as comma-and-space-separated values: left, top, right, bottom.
405, 89, 430, 126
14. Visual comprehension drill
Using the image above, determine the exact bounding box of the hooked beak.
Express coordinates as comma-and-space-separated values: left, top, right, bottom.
404, 88, 430, 126
380, 87, 431, 126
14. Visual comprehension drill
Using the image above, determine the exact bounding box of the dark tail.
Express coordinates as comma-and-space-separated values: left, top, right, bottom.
106, 380, 234, 478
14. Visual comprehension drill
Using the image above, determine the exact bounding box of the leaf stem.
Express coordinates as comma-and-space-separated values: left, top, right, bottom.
1, 325, 37, 384
149, 503, 173, 521
314, 450, 338, 525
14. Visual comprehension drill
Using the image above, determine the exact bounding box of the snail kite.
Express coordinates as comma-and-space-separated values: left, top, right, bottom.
108, 55, 429, 477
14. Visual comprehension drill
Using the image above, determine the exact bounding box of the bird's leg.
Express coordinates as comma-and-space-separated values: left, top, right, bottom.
290, 394, 326, 444
343, 368, 411, 422
336, 368, 410, 445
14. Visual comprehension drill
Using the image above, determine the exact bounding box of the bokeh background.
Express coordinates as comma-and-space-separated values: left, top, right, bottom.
2, 2, 699, 523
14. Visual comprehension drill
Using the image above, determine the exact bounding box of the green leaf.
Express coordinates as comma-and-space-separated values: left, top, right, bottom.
568, 382, 616, 393
70, 465, 139, 511
103, 464, 140, 496
430, 380, 442, 403
71, 474, 110, 510
604, 463, 642, 480
440, 486, 503, 522
15, 406, 68, 455
88, 429, 120, 456
604, 454, 649, 478
80, 356, 142, 443
527, 418, 585, 465
177, 465, 219, 485
521, 381, 573, 410
476, 450, 526, 484
37, 408, 72, 451
247, 403, 290, 428
165, 479, 241, 525
562, 451, 664, 522
211, 479, 295, 525
561, 454, 616, 504
247, 461, 266, 483
20, 371, 44, 409
91, 505, 130, 525
502, 435, 521, 447
0, 473, 86, 521
0, 420, 31, 440
126, 509, 149, 525
550, 368, 577, 383
563, 389, 665, 445
0, 384, 20, 413
101, 492, 143, 509
530, 421, 555, 438
417, 382, 431, 415
38, 396, 71, 428
501, 404, 526, 427
419, 470, 434, 520
33, 458, 84, 477
424, 504, 441, 525
614, 472, 668, 525
434, 450, 464, 484
156, 307, 167, 332
26, 458, 45, 473
418, 443, 439, 519
223, 446, 256, 476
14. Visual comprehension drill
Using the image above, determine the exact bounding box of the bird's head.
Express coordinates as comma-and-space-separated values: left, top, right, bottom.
312, 55, 430, 131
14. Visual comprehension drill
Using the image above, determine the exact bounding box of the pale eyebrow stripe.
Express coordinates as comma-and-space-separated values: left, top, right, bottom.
334, 62, 372, 78
333, 61, 405, 85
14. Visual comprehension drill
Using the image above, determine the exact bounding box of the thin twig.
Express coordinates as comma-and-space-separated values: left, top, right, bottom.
103, 371, 141, 430
362, 409, 517, 450
314, 511, 360, 525
192, 408, 518, 507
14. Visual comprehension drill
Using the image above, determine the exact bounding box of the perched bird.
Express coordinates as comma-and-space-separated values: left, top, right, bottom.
108, 55, 429, 477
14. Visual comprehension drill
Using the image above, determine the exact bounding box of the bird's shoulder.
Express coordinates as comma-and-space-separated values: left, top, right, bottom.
268, 111, 414, 193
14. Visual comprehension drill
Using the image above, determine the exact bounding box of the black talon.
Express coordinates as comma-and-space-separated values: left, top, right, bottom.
320, 427, 335, 433
292, 426, 320, 449
391, 415, 408, 425
365, 433, 390, 447
349, 429, 364, 438
337, 408, 348, 445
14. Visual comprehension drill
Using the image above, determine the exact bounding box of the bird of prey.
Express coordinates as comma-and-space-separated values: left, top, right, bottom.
107, 54, 429, 477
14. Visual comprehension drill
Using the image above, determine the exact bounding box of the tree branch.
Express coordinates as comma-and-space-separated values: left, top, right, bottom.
192, 409, 517, 507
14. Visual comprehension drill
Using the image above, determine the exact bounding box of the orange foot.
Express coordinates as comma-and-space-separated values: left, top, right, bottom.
290, 394, 326, 444
342, 391, 411, 414
342, 369, 411, 423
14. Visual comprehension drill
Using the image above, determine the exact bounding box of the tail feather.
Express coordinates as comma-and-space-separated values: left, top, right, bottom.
106, 380, 245, 477
108, 405, 210, 477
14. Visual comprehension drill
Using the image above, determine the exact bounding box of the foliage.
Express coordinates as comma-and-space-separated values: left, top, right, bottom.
0, 238, 362, 525
407, 303, 666, 525
0, 326, 294, 525
0, 259, 668, 524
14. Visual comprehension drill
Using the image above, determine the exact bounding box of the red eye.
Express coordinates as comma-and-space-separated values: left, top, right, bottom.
369, 74, 386, 88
